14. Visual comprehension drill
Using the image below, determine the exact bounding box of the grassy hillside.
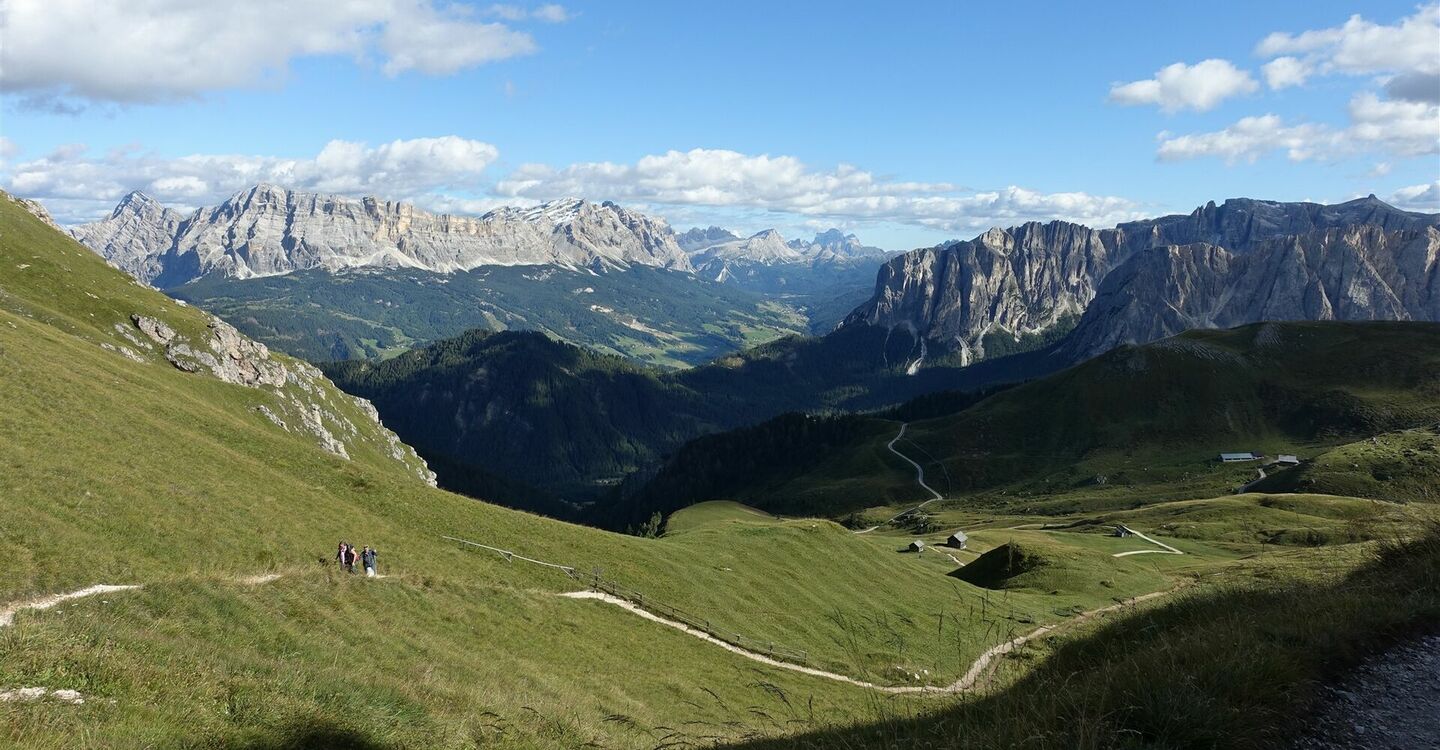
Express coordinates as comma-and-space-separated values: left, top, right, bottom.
322, 323, 1055, 517
1250, 426, 1440, 503
8, 193, 1440, 749
0, 193, 1198, 748
636, 321, 1440, 521
174, 264, 817, 368
734, 524, 1440, 750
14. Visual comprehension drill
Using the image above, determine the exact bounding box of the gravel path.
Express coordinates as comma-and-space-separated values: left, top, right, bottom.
561, 587, 1179, 694
1293, 633, 1440, 749
1112, 527, 1185, 557
0, 584, 141, 628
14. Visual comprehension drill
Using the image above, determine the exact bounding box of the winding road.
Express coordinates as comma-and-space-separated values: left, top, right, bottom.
854, 422, 945, 534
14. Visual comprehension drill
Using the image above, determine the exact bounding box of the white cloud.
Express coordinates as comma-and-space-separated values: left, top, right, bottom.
533, 5, 572, 23
495, 148, 1141, 231
378, 5, 538, 76
1108, 59, 1259, 112
0, 137, 18, 161
489, 4, 571, 22
1390, 181, 1440, 210
1, 136, 500, 224
0, 0, 538, 106
1256, 4, 1440, 78
1261, 57, 1313, 89
1156, 92, 1439, 163
1156, 115, 1334, 164
1346, 91, 1440, 156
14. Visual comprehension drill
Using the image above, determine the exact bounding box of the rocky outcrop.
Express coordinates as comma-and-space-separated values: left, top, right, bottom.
73, 185, 693, 288
845, 196, 1440, 363
7, 194, 64, 232
132, 313, 288, 387
1059, 225, 1440, 360
124, 309, 436, 483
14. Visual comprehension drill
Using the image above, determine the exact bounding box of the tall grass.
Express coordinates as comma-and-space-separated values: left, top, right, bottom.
733, 523, 1440, 749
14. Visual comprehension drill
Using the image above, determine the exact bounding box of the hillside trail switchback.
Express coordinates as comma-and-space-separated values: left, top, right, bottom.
562, 586, 1182, 694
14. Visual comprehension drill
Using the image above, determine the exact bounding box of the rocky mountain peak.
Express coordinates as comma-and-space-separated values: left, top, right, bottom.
114, 190, 160, 215
71, 185, 694, 286
678, 226, 740, 252
811, 228, 857, 248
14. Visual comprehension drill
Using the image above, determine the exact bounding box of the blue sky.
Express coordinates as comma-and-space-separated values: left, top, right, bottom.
2, 0, 1436, 250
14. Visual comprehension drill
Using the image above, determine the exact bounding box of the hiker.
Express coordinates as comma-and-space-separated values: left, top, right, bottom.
343, 543, 357, 574
335, 541, 348, 571
361, 546, 378, 577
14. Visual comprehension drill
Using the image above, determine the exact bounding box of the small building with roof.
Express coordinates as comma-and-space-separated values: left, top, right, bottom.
1220, 452, 1262, 463
945, 531, 968, 549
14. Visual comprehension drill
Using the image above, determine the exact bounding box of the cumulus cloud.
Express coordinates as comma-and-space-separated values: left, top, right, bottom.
1256, 3, 1440, 78
1156, 92, 1439, 163
1261, 57, 1313, 89
1346, 92, 1440, 156
1, 136, 500, 224
1108, 59, 1259, 112
1148, 7, 1440, 164
1156, 115, 1335, 164
495, 148, 1141, 231
0, 0, 539, 106
1390, 181, 1440, 210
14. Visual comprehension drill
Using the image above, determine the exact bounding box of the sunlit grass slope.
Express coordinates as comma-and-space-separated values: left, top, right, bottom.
0, 194, 1192, 747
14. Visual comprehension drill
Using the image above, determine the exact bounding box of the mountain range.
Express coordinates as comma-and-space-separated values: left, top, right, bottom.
848, 196, 1440, 364
69, 186, 893, 365
72, 185, 694, 288
56, 187, 1440, 520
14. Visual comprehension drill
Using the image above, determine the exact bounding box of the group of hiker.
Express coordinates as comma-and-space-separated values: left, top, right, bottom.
335, 541, 378, 577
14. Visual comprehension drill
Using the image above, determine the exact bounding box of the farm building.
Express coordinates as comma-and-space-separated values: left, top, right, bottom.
1113, 525, 1133, 538
906, 540, 926, 553
1220, 452, 1262, 463
1276, 454, 1300, 466
945, 531, 968, 549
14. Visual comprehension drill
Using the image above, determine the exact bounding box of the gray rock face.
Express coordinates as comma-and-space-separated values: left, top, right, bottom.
133, 313, 287, 387
1060, 225, 1440, 360
846, 196, 1440, 363
847, 221, 1117, 363
798, 229, 891, 263
677, 226, 740, 252
73, 185, 693, 288
75, 194, 187, 284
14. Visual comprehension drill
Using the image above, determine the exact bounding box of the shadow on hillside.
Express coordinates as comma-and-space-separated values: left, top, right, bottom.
721, 525, 1440, 750
229, 719, 386, 750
